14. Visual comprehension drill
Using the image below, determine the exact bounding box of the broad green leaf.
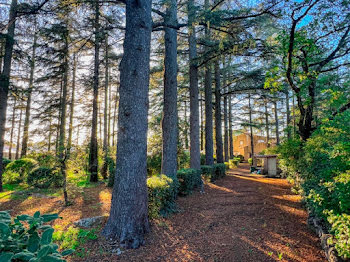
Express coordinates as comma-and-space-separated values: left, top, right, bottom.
17, 214, 33, 221
61, 249, 74, 256
38, 255, 65, 262
41, 214, 60, 223
41, 228, 54, 245
0, 211, 12, 224
37, 245, 52, 258
12, 251, 35, 261
27, 232, 40, 253
0, 222, 10, 238
0, 252, 13, 262
34, 211, 41, 218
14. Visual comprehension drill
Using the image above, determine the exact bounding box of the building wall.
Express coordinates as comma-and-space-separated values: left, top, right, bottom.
233, 133, 273, 160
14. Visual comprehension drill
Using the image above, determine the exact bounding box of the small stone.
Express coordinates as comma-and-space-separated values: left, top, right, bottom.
74, 215, 108, 228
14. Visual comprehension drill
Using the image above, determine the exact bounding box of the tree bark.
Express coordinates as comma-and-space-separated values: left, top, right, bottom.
0, 0, 17, 192
67, 52, 77, 158
188, 0, 200, 170
223, 67, 228, 162
21, 21, 37, 157
183, 101, 188, 149
112, 87, 118, 147
9, 97, 16, 160
248, 93, 254, 166
285, 90, 291, 139
228, 94, 233, 158
102, 0, 152, 249
161, 0, 178, 177
15, 103, 22, 159
273, 100, 280, 145
214, 60, 223, 163
89, 0, 100, 182
264, 98, 270, 147
102, 37, 109, 180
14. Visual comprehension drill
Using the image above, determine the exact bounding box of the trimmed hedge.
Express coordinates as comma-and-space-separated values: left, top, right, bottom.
236, 155, 244, 162
229, 158, 239, 169
176, 168, 201, 196
147, 174, 178, 218
27, 167, 63, 188
213, 163, 226, 180
201, 165, 215, 182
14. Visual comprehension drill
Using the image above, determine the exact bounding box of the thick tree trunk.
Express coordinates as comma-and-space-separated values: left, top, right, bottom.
228, 94, 233, 158
15, 104, 22, 159
188, 0, 200, 170
214, 60, 223, 163
58, 31, 69, 206
9, 98, 16, 160
102, 37, 109, 180
108, 69, 112, 146
67, 53, 77, 158
273, 100, 280, 145
21, 24, 37, 157
161, 0, 178, 177
89, 0, 100, 182
264, 98, 270, 147
0, 0, 17, 192
102, 0, 151, 249
248, 93, 254, 166
285, 90, 291, 139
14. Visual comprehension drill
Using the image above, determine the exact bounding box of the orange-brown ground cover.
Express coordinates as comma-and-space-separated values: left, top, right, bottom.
0, 164, 326, 261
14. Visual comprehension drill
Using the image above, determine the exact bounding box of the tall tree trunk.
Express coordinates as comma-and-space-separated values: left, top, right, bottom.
48, 114, 52, 152
214, 60, 223, 163
102, 0, 152, 248
108, 68, 112, 146
89, 0, 100, 182
285, 90, 291, 139
248, 93, 255, 166
56, 79, 63, 155
67, 52, 77, 158
112, 87, 118, 147
15, 104, 22, 159
292, 94, 296, 136
0, 0, 17, 192
161, 0, 178, 177
9, 97, 16, 160
223, 66, 228, 162
188, 0, 200, 170
264, 98, 270, 147
21, 21, 37, 157
183, 101, 188, 149
228, 94, 233, 158
102, 37, 109, 180
200, 90, 204, 152
273, 100, 280, 145
58, 30, 69, 206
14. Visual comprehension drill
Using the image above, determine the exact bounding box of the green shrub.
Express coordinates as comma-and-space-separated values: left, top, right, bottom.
0, 211, 73, 262
27, 167, 63, 189
201, 165, 215, 182
178, 150, 190, 170
2, 158, 11, 170
147, 153, 162, 176
200, 154, 206, 165
27, 152, 57, 169
2, 170, 21, 185
236, 155, 244, 162
4, 158, 38, 184
213, 163, 226, 181
147, 174, 179, 218
107, 156, 116, 187
248, 158, 253, 165
327, 212, 350, 259
228, 159, 239, 169
176, 168, 201, 196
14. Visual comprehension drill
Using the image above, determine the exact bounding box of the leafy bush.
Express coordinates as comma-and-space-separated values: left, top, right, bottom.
4, 158, 38, 184
2, 158, 11, 170
147, 153, 162, 176
201, 165, 214, 182
27, 152, 57, 169
228, 159, 239, 169
213, 163, 226, 181
27, 167, 63, 189
236, 155, 244, 162
52, 226, 97, 257
178, 150, 190, 170
327, 212, 350, 259
2, 170, 21, 185
0, 211, 73, 262
176, 168, 201, 196
248, 158, 253, 165
200, 154, 206, 165
147, 174, 179, 218
107, 156, 116, 187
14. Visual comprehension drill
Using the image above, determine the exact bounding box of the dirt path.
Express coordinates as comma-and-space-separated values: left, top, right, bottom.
86, 164, 326, 262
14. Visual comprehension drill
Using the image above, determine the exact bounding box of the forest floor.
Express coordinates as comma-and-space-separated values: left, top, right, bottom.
0, 163, 326, 262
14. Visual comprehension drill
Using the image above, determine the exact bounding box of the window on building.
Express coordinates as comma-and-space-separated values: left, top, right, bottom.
240, 140, 244, 145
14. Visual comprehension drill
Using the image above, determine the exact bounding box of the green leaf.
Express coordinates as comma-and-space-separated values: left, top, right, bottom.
61, 249, 74, 256
12, 251, 35, 261
38, 245, 52, 258
41, 228, 54, 245
41, 214, 60, 223
0, 252, 13, 262
34, 211, 41, 218
0, 222, 10, 238
38, 255, 65, 262
17, 214, 33, 221
0, 211, 12, 224
28, 231, 40, 252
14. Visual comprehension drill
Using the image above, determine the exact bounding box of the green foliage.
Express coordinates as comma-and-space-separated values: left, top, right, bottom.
2, 158, 11, 170
106, 156, 116, 187
200, 165, 215, 182
4, 158, 38, 184
0, 211, 73, 262
147, 153, 162, 176
200, 154, 206, 165
229, 158, 239, 169
27, 167, 63, 189
26, 152, 57, 169
176, 168, 201, 196
236, 155, 244, 162
277, 113, 350, 259
52, 226, 97, 257
178, 150, 190, 170
213, 163, 226, 181
248, 158, 253, 165
147, 174, 179, 218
